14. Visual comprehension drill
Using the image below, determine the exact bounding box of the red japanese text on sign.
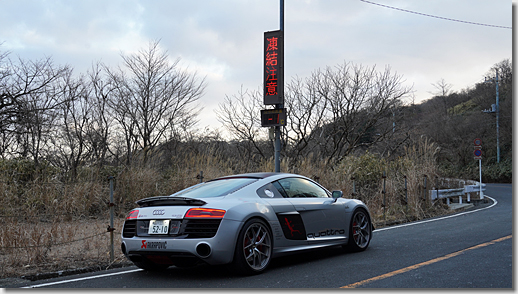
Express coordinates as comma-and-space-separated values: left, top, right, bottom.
265, 51, 278, 66
266, 37, 278, 51
263, 31, 283, 105
265, 38, 278, 96
266, 81, 277, 96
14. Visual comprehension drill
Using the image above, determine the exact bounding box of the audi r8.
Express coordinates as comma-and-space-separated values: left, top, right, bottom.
121, 172, 373, 275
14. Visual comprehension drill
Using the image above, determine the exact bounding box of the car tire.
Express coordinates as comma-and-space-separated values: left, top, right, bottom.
231, 218, 273, 275
345, 208, 372, 252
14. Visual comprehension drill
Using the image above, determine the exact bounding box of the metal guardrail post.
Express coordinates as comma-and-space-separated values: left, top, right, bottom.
435, 176, 439, 203
423, 175, 428, 203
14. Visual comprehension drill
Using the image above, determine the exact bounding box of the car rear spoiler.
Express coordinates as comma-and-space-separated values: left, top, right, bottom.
136, 196, 207, 207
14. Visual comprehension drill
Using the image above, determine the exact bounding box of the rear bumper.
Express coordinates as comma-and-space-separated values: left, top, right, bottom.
121, 218, 242, 265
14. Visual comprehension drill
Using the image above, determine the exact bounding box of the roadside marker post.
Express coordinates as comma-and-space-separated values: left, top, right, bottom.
474, 138, 483, 200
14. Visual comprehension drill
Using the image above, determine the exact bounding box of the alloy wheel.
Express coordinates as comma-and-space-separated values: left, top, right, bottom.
242, 222, 272, 271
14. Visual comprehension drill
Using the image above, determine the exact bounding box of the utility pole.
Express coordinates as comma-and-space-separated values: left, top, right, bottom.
495, 70, 500, 163
483, 69, 500, 163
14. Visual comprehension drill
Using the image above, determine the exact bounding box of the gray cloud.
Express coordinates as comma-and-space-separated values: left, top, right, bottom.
0, 0, 512, 130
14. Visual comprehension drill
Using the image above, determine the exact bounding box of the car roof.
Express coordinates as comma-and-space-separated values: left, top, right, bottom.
213, 172, 291, 180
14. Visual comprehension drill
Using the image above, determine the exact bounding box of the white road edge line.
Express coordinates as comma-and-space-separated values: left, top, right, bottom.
374, 195, 497, 232
23, 196, 498, 288
22, 268, 143, 288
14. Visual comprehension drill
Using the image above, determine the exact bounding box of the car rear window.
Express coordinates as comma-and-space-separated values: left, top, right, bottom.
170, 178, 258, 198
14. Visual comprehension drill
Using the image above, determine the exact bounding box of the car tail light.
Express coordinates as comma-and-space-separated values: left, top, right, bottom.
185, 208, 226, 219
126, 209, 139, 220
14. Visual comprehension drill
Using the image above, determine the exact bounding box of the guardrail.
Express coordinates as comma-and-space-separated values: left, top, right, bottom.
429, 183, 486, 204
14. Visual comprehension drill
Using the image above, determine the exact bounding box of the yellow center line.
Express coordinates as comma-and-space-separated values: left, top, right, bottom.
341, 235, 512, 288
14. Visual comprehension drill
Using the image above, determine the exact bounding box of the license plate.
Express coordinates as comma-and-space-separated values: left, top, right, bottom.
148, 220, 170, 235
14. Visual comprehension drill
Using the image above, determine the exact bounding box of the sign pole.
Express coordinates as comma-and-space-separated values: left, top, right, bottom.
274, 0, 284, 173
280, 0, 284, 31
479, 159, 484, 200
262, 1, 285, 173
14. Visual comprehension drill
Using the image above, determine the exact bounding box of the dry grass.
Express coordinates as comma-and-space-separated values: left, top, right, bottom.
0, 217, 126, 279
0, 137, 457, 279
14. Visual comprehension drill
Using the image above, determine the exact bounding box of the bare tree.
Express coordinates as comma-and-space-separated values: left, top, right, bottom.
218, 61, 412, 167
106, 41, 206, 164
86, 63, 114, 168
0, 54, 69, 159
284, 74, 328, 160
215, 87, 269, 164
48, 71, 93, 180
431, 78, 453, 115
13, 59, 71, 165
0, 49, 15, 157
303, 62, 411, 163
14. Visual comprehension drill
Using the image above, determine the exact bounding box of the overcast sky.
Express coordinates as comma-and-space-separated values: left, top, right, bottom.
0, 0, 512, 133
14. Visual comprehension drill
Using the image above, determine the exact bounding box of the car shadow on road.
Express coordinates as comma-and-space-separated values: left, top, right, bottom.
145, 245, 352, 280
269, 246, 350, 269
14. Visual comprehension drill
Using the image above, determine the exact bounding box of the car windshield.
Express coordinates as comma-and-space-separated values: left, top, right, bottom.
170, 178, 258, 199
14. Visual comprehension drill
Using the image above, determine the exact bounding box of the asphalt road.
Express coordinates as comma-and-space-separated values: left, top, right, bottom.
10, 183, 513, 289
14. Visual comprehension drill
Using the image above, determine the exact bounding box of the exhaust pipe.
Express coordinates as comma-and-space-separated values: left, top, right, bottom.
196, 242, 212, 258
121, 242, 127, 255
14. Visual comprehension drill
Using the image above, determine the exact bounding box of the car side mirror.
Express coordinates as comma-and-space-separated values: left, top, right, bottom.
332, 190, 343, 202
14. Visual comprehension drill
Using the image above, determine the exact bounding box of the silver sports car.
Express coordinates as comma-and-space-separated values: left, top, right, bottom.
121, 172, 373, 275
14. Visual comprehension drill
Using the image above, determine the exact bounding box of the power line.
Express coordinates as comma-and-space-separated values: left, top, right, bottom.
360, 0, 512, 29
